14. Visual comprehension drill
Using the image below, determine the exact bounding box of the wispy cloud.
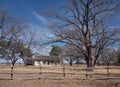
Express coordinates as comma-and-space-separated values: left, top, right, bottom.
25, 7, 47, 24
32, 11, 47, 24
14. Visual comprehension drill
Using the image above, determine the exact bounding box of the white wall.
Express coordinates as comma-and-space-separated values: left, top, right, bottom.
34, 61, 43, 66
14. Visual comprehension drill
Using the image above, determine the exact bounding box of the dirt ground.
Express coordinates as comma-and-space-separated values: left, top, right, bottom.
0, 79, 120, 87
0, 64, 120, 87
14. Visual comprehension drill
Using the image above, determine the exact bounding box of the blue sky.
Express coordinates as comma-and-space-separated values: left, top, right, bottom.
0, 0, 66, 24
0, 0, 120, 63
0, 0, 67, 59
0, 0, 120, 47
0, 0, 120, 33
0, 0, 67, 35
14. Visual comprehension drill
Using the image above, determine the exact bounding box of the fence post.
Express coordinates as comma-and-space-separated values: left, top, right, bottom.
38, 66, 42, 79
90, 74, 92, 80
63, 66, 65, 78
11, 65, 13, 80
86, 68, 88, 80
106, 66, 109, 80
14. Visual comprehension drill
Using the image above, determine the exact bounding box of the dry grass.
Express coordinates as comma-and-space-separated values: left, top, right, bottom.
0, 64, 120, 87
0, 79, 120, 87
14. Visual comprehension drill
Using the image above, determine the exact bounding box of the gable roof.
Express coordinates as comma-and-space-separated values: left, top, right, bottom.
34, 56, 62, 61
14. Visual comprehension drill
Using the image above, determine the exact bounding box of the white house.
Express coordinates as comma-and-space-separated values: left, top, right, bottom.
34, 56, 62, 66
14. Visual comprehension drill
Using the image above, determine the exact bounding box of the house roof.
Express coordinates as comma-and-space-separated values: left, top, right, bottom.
34, 56, 62, 61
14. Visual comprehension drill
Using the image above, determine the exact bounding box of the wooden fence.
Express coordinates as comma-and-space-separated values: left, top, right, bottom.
0, 65, 120, 80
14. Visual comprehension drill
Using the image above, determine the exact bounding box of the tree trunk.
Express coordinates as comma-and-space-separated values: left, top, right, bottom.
76, 57, 79, 66
12, 62, 15, 67
86, 57, 93, 70
70, 61, 72, 66
86, 48, 93, 71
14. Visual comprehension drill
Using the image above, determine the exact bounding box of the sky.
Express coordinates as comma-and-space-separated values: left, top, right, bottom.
0, 0, 120, 63
0, 0, 66, 23
0, 0, 120, 38
0, 1, 120, 50
0, 0, 67, 35
0, 0, 67, 60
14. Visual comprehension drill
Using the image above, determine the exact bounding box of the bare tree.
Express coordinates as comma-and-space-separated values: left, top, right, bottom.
0, 9, 35, 66
3, 36, 22, 66
21, 30, 37, 65
4, 42, 23, 66
116, 48, 120, 65
100, 48, 116, 66
43, 0, 120, 68
62, 45, 83, 66
0, 9, 12, 41
0, 16, 27, 66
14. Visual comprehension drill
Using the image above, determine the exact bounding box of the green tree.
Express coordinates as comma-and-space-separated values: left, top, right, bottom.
50, 46, 61, 56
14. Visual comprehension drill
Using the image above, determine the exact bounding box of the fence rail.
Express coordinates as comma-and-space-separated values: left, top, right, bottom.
0, 65, 120, 80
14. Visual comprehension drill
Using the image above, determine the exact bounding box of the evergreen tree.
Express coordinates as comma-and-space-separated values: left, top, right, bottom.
50, 46, 61, 56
